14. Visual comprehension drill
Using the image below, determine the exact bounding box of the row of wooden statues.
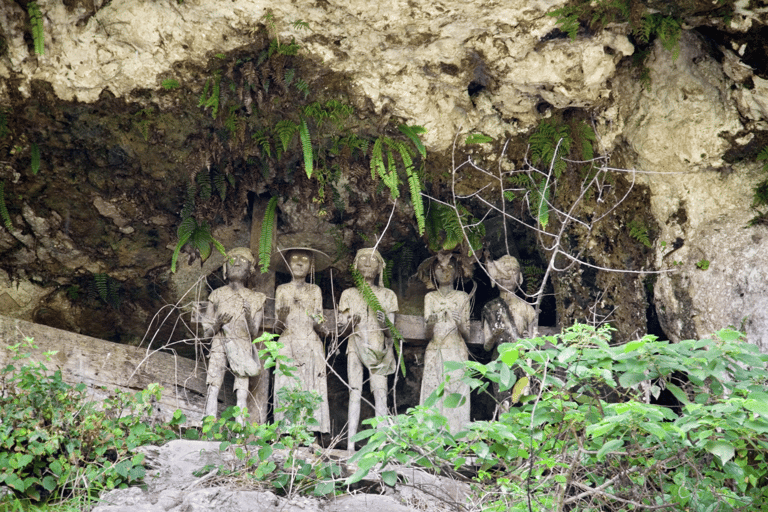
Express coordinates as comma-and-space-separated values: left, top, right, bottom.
194, 245, 536, 450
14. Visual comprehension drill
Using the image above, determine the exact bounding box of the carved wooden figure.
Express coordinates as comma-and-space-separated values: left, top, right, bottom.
338, 248, 397, 452
273, 248, 331, 433
481, 254, 537, 413
194, 247, 267, 424
420, 253, 472, 434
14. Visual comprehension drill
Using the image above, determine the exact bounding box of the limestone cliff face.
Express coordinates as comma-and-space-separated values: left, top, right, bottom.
0, 0, 766, 347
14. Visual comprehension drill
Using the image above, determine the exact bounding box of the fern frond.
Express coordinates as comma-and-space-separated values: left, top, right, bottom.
252, 128, 272, 158
299, 118, 313, 178
28, 2, 44, 56
259, 196, 278, 273
181, 180, 196, 219
465, 133, 493, 145
628, 219, 652, 248
384, 146, 400, 198
0, 182, 12, 230
196, 170, 212, 200
398, 124, 427, 158
351, 266, 406, 376
213, 172, 227, 201
94, 273, 109, 304
275, 119, 298, 153
758, 146, 768, 172
370, 137, 386, 181
532, 179, 550, 229
440, 205, 463, 251
171, 217, 196, 273
295, 78, 309, 98
30, 143, 40, 175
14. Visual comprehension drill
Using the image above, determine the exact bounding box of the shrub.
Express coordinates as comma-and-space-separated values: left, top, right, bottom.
0, 339, 183, 503
350, 324, 768, 511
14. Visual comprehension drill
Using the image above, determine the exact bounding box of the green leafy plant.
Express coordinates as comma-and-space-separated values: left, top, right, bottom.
93, 273, 121, 309
30, 143, 40, 176
198, 71, 222, 119
171, 217, 226, 273
161, 78, 180, 90
348, 324, 768, 511
424, 202, 485, 255
259, 196, 277, 273
27, 2, 44, 56
627, 219, 652, 248
369, 125, 427, 235
0, 339, 183, 502
696, 258, 710, 270
0, 181, 12, 230
465, 133, 494, 145
750, 146, 768, 226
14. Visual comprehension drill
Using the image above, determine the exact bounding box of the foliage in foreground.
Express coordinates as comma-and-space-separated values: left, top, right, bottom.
0, 340, 184, 503
351, 324, 768, 511
5, 327, 768, 511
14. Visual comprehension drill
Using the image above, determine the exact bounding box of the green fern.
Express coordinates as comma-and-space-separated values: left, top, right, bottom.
274, 119, 298, 153
398, 124, 426, 159
369, 130, 427, 235
94, 273, 120, 309
530, 120, 571, 178
299, 118, 313, 178
465, 133, 494, 145
351, 267, 406, 376
30, 143, 40, 176
27, 2, 44, 56
756, 145, 768, 172
295, 78, 309, 98
253, 128, 272, 158
532, 179, 551, 229
284, 68, 295, 87
199, 71, 222, 118
196, 170, 212, 200
170, 217, 226, 272
291, 20, 310, 31
0, 181, 12, 230
213, 172, 227, 201
180, 180, 196, 220
161, 79, 180, 90
259, 197, 278, 273
627, 219, 652, 248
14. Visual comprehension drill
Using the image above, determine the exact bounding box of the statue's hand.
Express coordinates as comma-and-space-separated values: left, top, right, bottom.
451, 310, 462, 324
352, 313, 362, 326
216, 313, 233, 330
426, 314, 438, 325
277, 306, 290, 323
376, 310, 387, 327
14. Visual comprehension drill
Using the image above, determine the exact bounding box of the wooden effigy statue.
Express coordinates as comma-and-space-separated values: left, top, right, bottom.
418, 252, 472, 434
338, 248, 398, 451
272, 247, 332, 434
193, 248, 267, 423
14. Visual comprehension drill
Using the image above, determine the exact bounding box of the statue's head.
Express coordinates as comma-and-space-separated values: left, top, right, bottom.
223, 247, 255, 280
353, 247, 386, 286
430, 252, 460, 288
488, 254, 523, 289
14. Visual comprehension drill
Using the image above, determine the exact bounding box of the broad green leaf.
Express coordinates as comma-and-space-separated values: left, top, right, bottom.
443, 393, 466, 408
499, 364, 514, 392
500, 347, 519, 366
705, 440, 735, 465
381, 470, 398, 487
618, 372, 647, 388
314, 481, 335, 496
42, 475, 56, 492
665, 383, 690, 405
557, 346, 577, 363
744, 399, 768, 419
597, 439, 624, 461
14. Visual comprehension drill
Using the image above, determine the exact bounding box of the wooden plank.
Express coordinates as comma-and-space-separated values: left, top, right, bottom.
0, 315, 235, 425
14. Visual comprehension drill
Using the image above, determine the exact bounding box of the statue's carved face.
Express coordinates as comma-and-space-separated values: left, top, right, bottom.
434, 260, 457, 286
356, 253, 381, 279
288, 251, 312, 279
491, 256, 522, 288
226, 254, 251, 281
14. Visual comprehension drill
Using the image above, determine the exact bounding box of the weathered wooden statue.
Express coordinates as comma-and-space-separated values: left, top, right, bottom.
482, 255, 537, 350
338, 247, 398, 451
419, 252, 472, 434
481, 254, 537, 412
272, 247, 331, 433
194, 247, 266, 423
